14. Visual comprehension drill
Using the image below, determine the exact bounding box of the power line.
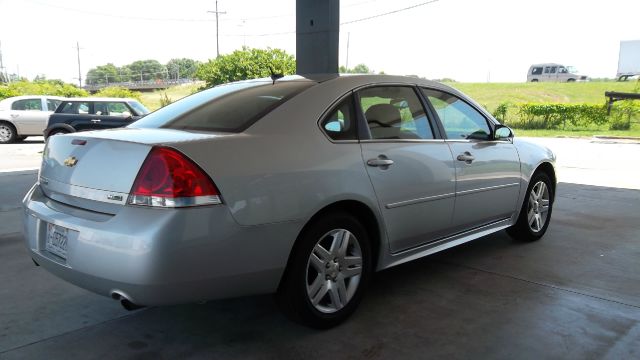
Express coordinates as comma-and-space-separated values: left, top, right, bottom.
220, 0, 441, 37
341, 0, 439, 25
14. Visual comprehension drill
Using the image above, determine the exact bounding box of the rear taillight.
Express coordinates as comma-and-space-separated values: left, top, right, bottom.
128, 147, 222, 208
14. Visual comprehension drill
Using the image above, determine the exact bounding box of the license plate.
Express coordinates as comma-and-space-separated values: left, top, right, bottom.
46, 223, 69, 259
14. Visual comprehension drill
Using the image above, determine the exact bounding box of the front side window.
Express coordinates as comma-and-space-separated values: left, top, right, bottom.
106, 102, 131, 116
12, 99, 42, 111
550, 66, 557, 74
422, 89, 491, 140
358, 86, 434, 140
320, 96, 357, 141
59, 102, 91, 114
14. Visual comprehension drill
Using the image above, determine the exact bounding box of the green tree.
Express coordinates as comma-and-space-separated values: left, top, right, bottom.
124, 60, 167, 81
86, 63, 120, 85
339, 64, 372, 74
166, 58, 200, 80
195, 47, 296, 88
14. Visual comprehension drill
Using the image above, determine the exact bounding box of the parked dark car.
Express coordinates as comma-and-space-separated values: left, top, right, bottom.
44, 98, 149, 138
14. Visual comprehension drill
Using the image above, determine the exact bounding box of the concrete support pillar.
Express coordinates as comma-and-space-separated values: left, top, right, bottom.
296, 0, 339, 74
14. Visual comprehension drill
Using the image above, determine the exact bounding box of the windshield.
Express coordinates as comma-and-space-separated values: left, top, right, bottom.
130, 79, 315, 132
566, 66, 578, 74
128, 101, 150, 115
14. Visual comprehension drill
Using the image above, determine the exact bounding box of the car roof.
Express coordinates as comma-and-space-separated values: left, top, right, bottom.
62, 97, 139, 102
273, 73, 455, 92
0, 95, 68, 102
530, 63, 563, 67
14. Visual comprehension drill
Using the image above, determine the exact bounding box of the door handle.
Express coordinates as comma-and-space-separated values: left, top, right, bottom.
90, 119, 101, 123
457, 152, 475, 164
367, 156, 394, 169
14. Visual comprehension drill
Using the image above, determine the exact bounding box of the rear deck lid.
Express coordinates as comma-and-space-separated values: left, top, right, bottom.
39, 129, 221, 214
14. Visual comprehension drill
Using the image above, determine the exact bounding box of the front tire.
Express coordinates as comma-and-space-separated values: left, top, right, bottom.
0, 122, 17, 144
508, 172, 554, 241
47, 129, 69, 138
277, 212, 372, 329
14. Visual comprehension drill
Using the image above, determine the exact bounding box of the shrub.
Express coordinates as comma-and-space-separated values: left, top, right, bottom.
512, 103, 608, 129
159, 92, 173, 107
609, 100, 639, 130
0, 80, 88, 100
492, 102, 509, 123
94, 86, 141, 101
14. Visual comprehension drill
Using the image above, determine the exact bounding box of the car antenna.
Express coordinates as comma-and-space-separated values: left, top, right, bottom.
269, 67, 284, 85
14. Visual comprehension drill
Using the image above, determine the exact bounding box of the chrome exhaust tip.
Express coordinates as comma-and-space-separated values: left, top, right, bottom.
111, 291, 145, 311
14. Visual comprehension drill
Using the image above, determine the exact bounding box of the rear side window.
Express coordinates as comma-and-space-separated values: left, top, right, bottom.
132, 80, 314, 132
531, 67, 543, 75
59, 102, 91, 114
320, 96, 357, 141
12, 99, 42, 111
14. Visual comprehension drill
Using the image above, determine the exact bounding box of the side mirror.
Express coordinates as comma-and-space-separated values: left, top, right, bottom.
494, 125, 513, 140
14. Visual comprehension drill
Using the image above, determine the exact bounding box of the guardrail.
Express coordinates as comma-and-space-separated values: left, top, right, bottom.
605, 91, 640, 114
84, 79, 197, 92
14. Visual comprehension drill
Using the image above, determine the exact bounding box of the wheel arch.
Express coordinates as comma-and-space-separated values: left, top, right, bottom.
44, 124, 76, 138
278, 199, 383, 290
533, 161, 557, 199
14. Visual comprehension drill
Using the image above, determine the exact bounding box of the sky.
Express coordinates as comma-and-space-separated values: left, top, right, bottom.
0, 0, 639, 84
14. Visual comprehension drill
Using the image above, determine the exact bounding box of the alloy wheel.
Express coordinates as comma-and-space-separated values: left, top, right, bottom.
527, 181, 550, 232
305, 228, 363, 314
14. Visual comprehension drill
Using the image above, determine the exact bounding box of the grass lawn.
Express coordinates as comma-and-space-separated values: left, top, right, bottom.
139, 82, 202, 111
446, 81, 640, 110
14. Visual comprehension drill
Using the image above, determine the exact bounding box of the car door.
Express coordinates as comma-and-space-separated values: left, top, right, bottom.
357, 86, 456, 253
421, 88, 521, 232
63, 101, 95, 132
9, 98, 49, 135
92, 101, 137, 129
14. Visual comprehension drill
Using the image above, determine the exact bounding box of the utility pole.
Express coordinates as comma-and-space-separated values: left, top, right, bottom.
345, 32, 350, 71
76, 41, 82, 88
0, 40, 7, 83
207, 1, 226, 57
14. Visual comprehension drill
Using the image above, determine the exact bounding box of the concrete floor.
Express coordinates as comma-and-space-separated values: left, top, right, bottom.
1, 138, 639, 359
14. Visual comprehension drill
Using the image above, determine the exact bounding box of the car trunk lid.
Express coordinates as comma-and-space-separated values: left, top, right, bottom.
39, 128, 223, 214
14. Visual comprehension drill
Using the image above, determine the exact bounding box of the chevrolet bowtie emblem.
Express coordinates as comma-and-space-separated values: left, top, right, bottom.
64, 156, 78, 167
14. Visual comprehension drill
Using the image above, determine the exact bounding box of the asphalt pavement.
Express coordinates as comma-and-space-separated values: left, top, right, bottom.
0, 137, 639, 359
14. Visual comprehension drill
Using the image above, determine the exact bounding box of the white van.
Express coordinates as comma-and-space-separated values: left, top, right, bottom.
527, 63, 587, 82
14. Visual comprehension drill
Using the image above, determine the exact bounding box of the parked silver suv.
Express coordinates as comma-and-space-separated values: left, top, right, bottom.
0, 95, 66, 143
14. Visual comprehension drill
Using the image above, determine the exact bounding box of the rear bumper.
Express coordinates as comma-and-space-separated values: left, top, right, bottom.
22, 184, 301, 305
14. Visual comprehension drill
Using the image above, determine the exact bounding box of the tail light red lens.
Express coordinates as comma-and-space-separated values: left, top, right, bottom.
128, 147, 222, 207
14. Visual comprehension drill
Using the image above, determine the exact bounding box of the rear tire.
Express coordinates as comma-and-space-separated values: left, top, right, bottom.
277, 212, 372, 329
531, 79, 539, 82
508, 172, 554, 241
0, 122, 17, 144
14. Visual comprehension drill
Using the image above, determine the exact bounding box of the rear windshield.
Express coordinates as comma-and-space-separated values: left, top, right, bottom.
130, 80, 314, 132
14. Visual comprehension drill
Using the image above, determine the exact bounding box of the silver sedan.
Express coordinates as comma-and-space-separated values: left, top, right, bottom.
23, 75, 556, 328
